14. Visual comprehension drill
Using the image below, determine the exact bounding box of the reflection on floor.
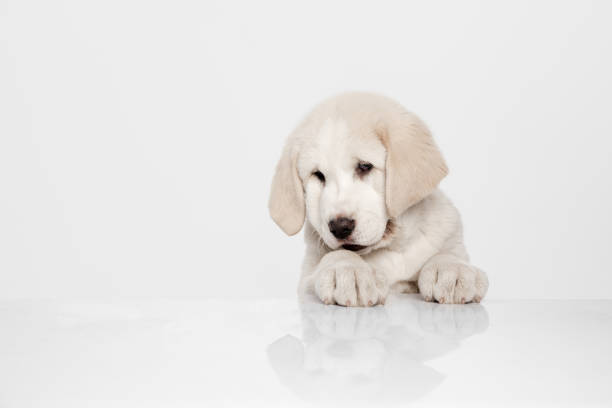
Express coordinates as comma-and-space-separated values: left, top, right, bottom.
268, 295, 488, 404
0, 295, 611, 407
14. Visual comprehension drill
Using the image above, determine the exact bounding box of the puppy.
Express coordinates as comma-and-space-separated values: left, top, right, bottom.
269, 92, 488, 306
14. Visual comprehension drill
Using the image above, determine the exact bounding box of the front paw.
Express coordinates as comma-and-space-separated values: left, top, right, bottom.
314, 260, 387, 307
418, 262, 488, 304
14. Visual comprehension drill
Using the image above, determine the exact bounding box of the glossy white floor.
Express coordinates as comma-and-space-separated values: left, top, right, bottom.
1, 295, 611, 407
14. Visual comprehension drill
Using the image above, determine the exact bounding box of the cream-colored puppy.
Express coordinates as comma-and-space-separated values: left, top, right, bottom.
269, 93, 488, 306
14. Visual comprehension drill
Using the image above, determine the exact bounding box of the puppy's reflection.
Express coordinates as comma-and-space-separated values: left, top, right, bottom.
267, 294, 488, 404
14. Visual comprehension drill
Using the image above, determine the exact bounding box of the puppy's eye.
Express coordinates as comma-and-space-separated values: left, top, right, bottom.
356, 162, 373, 175
313, 170, 325, 183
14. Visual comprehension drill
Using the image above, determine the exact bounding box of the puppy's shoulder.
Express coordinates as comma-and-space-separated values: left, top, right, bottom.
420, 189, 460, 220
394, 189, 461, 243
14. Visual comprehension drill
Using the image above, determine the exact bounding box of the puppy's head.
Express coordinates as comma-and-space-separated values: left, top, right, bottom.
269, 93, 448, 253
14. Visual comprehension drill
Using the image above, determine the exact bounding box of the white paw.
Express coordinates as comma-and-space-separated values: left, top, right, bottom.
314, 259, 387, 307
418, 262, 488, 304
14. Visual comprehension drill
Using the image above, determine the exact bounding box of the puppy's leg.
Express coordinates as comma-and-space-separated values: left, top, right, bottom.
310, 250, 388, 307
418, 254, 488, 304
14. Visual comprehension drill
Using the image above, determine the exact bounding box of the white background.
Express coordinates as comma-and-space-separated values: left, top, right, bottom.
1, 0, 611, 300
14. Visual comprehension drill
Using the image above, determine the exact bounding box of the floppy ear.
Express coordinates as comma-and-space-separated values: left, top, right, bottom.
379, 112, 448, 218
268, 141, 305, 235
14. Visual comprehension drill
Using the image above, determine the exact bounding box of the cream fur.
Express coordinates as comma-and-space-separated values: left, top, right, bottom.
269, 92, 488, 306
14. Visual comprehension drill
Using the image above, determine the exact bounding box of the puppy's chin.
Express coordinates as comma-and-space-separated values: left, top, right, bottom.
341, 244, 367, 252
342, 243, 377, 256
323, 238, 376, 254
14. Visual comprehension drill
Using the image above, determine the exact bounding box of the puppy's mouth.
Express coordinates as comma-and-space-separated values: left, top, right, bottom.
341, 244, 367, 252
338, 221, 395, 253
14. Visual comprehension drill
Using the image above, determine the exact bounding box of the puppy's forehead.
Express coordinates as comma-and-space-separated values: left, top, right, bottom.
315, 118, 349, 151
299, 118, 386, 171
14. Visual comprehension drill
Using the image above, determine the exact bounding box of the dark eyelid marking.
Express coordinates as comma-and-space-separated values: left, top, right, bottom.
356, 162, 374, 175
313, 170, 325, 182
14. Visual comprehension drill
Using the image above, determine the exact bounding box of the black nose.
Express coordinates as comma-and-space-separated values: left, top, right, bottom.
328, 217, 355, 240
